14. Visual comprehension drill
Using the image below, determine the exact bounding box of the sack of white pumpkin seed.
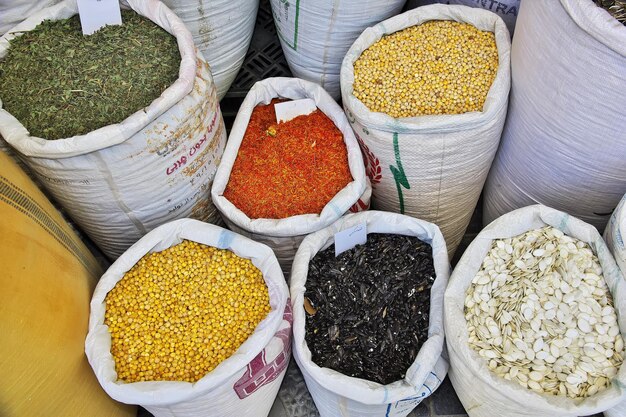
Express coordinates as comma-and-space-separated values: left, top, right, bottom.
86, 218, 291, 417
211, 77, 370, 276
291, 210, 449, 417
444, 204, 626, 417
340, 5, 511, 260
0, 0, 227, 260
483, 0, 626, 232
270, 0, 405, 99
404, 0, 520, 35
161, 0, 259, 100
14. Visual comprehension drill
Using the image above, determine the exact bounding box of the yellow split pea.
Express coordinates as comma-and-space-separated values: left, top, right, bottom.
104, 240, 271, 383
353, 20, 499, 118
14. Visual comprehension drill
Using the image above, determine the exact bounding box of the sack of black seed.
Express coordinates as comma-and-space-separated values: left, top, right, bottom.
290, 210, 449, 417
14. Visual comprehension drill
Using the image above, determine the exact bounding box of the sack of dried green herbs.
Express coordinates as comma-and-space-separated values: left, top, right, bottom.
444, 204, 626, 417
290, 210, 449, 417
483, 0, 626, 232
0, 0, 226, 259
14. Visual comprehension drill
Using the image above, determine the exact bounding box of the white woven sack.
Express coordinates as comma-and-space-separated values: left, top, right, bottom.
85, 218, 291, 417
605, 194, 626, 277
290, 211, 449, 417
604, 194, 626, 417
405, 0, 519, 34
0, 0, 227, 260
0, 0, 61, 35
341, 4, 511, 259
211, 77, 369, 275
444, 205, 626, 417
269, 0, 405, 99
161, 0, 259, 100
483, 0, 626, 231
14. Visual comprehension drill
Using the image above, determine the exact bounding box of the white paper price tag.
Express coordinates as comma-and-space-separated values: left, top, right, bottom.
274, 98, 317, 123
334, 223, 367, 257
77, 0, 122, 35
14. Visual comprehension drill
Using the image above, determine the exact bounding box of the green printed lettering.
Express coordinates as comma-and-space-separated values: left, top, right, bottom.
389, 132, 410, 214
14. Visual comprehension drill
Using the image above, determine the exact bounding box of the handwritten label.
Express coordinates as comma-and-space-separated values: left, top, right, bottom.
334, 223, 367, 257
77, 0, 122, 35
274, 98, 316, 123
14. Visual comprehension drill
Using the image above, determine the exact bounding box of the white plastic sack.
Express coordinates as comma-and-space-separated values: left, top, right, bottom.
291, 210, 449, 417
444, 205, 626, 417
405, 0, 519, 34
0, 137, 30, 175
211, 77, 369, 274
341, 4, 511, 259
270, 0, 405, 99
604, 194, 626, 417
161, 0, 259, 100
605, 194, 626, 276
0, 0, 227, 260
0, 0, 61, 35
483, 0, 626, 231
85, 218, 291, 417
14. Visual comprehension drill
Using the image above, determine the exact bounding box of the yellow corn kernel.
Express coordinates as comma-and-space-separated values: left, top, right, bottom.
353, 20, 499, 118
104, 240, 271, 383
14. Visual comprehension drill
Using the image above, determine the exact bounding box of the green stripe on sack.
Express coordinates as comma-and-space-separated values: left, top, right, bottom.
390, 132, 410, 214
274, 0, 300, 50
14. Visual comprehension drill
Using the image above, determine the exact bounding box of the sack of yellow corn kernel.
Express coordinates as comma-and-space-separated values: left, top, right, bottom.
0, 152, 136, 417
340, 4, 511, 260
483, 0, 626, 232
85, 218, 291, 417
405, 0, 519, 35
0, 0, 227, 260
444, 205, 626, 417
211, 77, 370, 276
269, 0, 405, 99
290, 210, 450, 417
160, 0, 259, 100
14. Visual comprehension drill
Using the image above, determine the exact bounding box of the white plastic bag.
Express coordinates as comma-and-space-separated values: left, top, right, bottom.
483, 0, 626, 231
291, 210, 449, 417
341, 4, 511, 259
405, 0, 519, 34
270, 0, 405, 99
0, 0, 227, 259
444, 205, 626, 417
0, 0, 61, 35
211, 77, 369, 274
604, 194, 626, 417
85, 218, 291, 417
161, 0, 259, 100
605, 194, 626, 276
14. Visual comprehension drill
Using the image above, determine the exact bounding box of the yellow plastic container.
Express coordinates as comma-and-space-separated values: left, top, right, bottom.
0, 151, 136, 417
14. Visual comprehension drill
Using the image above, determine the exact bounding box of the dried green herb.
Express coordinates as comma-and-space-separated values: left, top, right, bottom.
0, 10, 180, 140
305, 233, 436, 385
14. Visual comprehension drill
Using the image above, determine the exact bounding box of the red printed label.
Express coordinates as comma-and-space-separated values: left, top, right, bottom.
166, 112, 218, 176
233, 301, 293, 399
355, 133, 382, 186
